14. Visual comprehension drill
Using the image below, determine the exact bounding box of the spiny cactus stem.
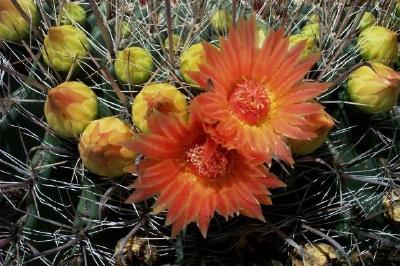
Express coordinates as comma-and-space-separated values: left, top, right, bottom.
65, 58, 79, 82
107, 0, 115, 21
379, 0, 396, 26
165, 0, 175, 68
301, 224, 350, 264
322, 62, 366, 96
117, 215, 148, 266
280, 0, 290, 26
25, 235, 82, 262
13, 206, 73, 230
266, 220, 304, 254
88, 53, 129, 112
232, 0, 238, 27
147, 0, 156, 33
358, 231, 400, 249
0, 64, 48, 92
146, 1, 173, 72
55, 0, 66, 26
36, 1, 51, 28
88, 0, 115, 58
182, 2, 206, 54
21, 40, 59, 87
10, 0, 43, 42
318, 23, 364, 80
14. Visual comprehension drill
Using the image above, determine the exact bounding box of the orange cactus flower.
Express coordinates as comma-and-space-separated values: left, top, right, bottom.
123, 109, 285, 237
190, 18, 329, 164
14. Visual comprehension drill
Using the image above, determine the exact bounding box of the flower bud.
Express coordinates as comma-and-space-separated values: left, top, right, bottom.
308, 13, 319, 24
42, 25, 90, 72
358, 12, 376, 32
45, 81, 98, 138
289, 109, 334, 155
132, 83, 188, 133
289, 33, 319, 61
210, 10, 232, 33
301, 22, 320, 42
179, 43, 206, 86
60, 2, 87, 26
347, 62, 400, 113
114, 46, 153, 85
0, 0, 39, 41
78, 117, 136, 178
357, 26, 397, 65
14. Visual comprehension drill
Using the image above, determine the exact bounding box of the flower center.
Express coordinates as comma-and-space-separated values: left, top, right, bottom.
228, 80, 270, 125
185, 140, 229, 181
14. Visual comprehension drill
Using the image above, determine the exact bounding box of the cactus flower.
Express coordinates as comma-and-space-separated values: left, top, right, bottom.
190, 18, 329, 164
358, 12, 376, 32
179, 43, 206, 87
210, 10, 232, 33
44, 81, 98, 138
0, 0, 39, 42
78, 117, 136, 178
288, 107, 334, 155
60, 2, 87, 26
42, 25, 90, 72
114, 46, 153, 85
132, 83, 188, 133
347, 62, 400, 113
123, 109, 285, 237
357, 26, 398, 65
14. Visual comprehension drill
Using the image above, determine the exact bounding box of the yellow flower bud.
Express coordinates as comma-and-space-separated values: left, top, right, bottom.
210, 10, 232, 33
0, 0, 39, 41
78, 117, 136, 178
289, 109, 334, 155
347, 62, 400, 113
179, 43, 206, 86
301, 22, 320, 42
132, 83, 188, 133
44, 82, 98, 138
357, 26, 398, 65
164, 34, 182, 51
60, 3, 87, 26
114, 47, 153, 85
308, 14, 319, 24
358, 12, 376, 32
289, 33, 319, 61
42, 25, 90, 72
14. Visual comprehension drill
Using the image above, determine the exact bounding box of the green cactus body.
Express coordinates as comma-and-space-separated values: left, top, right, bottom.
2, 1, 400, 265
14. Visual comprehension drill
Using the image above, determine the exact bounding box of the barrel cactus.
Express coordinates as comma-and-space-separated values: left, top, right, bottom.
1, 1, 400, 265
